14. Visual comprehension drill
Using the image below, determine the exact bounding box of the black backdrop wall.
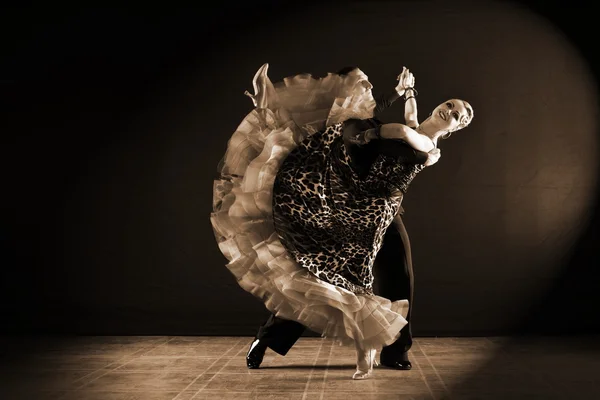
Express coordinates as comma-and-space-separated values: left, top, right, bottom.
3, 0, 599, 336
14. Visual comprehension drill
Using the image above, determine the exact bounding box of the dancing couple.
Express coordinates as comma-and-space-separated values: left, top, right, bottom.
211, 63, 473, 379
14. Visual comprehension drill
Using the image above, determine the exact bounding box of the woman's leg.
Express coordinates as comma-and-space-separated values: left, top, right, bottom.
353, 341, 376, 380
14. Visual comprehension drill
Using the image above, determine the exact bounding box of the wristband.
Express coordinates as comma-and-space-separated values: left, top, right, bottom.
403, 87, 418, 100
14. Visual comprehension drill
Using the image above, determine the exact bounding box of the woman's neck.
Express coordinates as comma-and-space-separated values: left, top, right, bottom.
416, 118, 445, 145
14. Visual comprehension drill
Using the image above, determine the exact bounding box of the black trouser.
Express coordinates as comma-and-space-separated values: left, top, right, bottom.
255, 214, 414, 358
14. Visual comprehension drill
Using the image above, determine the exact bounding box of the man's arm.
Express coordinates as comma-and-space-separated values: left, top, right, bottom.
343, 119, 432, 165
377, 139, 429, 164
373, 91, 402, 116
371, 67, 415, 116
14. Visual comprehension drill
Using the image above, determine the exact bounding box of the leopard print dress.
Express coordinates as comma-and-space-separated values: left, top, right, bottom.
273, 122, 425, 295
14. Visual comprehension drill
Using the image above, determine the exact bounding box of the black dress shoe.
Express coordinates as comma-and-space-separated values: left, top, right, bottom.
380, 352, 412, 370
380, 359, 412, 370
246, 338, 268, 369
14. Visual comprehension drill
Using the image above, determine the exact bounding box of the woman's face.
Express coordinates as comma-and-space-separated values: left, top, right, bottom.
431, 99, 472, 132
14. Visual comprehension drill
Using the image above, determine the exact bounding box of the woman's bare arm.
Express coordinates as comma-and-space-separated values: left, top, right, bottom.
396, 68, 419, 127
379, 123, 435, 153
404, 88, 419, 128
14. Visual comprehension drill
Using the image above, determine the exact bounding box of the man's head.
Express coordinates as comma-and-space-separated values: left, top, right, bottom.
336, 66, 373, 97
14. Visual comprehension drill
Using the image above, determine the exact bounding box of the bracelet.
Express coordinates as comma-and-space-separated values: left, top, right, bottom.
404, 95, 415, 102
403, 87, 418, 100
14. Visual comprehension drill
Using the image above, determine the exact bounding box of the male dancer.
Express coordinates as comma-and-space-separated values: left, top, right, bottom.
246, 66, 435, 370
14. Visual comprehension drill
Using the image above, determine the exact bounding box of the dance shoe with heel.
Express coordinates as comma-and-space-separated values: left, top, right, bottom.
352, 348, 377, 380
244, 63, 271, 109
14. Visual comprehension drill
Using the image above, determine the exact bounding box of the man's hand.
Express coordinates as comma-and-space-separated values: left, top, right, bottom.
395, 67, 415, 94
424, 148, 441, 166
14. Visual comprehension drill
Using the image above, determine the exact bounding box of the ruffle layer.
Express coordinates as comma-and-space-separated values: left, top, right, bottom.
211, 64, 408, 349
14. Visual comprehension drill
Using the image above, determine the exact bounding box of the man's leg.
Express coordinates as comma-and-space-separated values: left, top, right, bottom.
246, 314, 306, 368
374, 214, 414, 368
256, 314, 306, 355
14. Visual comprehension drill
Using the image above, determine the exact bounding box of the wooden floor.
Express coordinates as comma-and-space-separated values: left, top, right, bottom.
1, 335, 598, 399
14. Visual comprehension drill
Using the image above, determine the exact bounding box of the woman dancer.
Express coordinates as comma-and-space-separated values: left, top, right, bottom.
211, 63, 473, 379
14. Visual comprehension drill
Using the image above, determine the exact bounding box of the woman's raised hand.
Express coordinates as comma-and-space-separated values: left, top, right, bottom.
396, 67, 415, 93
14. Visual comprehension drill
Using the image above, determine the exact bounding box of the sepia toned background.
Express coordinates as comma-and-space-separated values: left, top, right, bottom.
4, 0, 599, 339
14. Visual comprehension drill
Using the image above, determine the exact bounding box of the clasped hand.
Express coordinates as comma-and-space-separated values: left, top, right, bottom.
396, 66, 415, 93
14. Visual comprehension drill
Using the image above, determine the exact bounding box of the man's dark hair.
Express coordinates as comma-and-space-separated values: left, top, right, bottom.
336, 66, 359, 76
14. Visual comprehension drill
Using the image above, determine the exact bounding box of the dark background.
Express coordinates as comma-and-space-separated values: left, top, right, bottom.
3, 0, 599, 338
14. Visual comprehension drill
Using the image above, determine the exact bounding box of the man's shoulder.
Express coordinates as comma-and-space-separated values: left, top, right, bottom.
344, 117, 381, 128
